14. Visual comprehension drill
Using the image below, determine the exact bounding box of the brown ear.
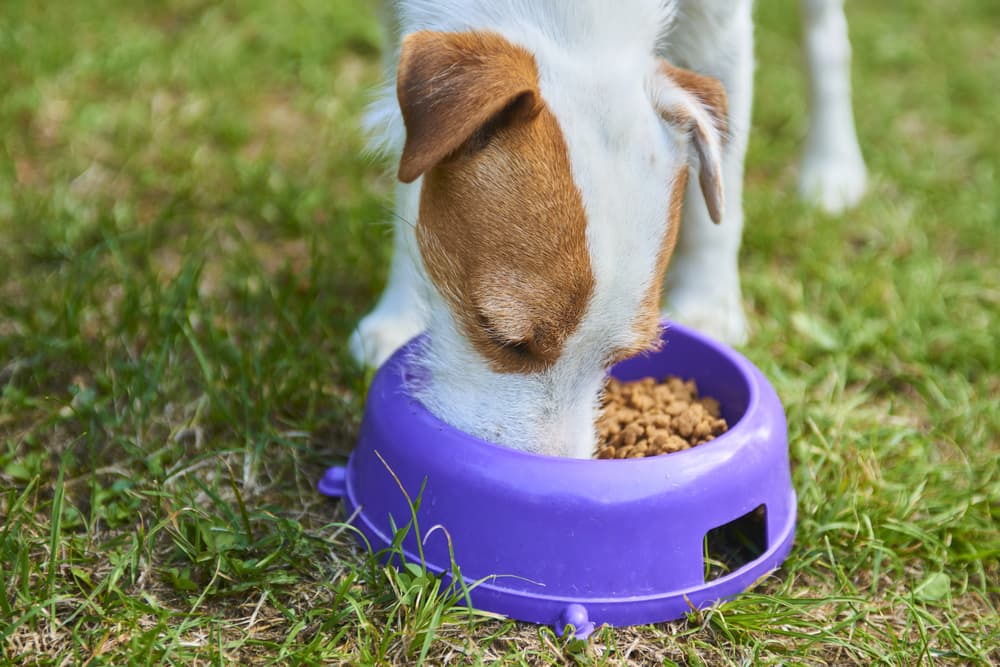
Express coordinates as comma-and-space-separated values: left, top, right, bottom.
655, 61, 728, 224
396, 30, 541, 183
658, 62, 729, 135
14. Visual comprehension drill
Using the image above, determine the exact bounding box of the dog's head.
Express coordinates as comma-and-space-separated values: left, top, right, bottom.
397, 30, 726, 457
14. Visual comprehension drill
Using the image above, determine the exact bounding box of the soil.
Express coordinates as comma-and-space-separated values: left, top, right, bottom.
594, 375, 729, 459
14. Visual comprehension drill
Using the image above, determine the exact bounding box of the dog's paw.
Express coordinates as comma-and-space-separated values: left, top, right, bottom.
349, 308, 425, 369
798, 147, 867, 215
665, 290, 749, 346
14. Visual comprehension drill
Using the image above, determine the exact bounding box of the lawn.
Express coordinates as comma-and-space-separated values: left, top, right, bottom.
1, 0, 997, 664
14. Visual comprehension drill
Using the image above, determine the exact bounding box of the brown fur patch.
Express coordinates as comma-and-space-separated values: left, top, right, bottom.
396, 31, 542, 183
402, 32, 594, 373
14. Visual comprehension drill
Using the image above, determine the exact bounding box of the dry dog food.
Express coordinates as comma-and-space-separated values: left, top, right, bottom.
594, 376, 728, 459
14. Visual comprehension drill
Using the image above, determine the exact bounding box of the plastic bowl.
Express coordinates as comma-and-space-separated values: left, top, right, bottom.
319, 322, 795, 635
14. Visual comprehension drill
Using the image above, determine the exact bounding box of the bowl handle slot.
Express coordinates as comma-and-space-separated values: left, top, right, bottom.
702, 504, 768, 583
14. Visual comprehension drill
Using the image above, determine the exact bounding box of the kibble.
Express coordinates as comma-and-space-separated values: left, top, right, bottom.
594, 375, 728, 459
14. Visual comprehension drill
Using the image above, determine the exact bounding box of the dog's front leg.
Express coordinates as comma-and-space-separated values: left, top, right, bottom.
798, 0, 867, 213
349, 179, 428, 368
662, 1, 753, 345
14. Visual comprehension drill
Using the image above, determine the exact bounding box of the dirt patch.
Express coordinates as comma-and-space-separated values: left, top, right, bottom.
594, 376, 728, 459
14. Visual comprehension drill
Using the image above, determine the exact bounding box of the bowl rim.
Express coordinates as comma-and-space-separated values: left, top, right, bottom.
374, 320, 763, 467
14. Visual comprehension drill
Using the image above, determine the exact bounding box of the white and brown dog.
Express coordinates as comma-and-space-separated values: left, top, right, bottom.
350, 0, 866, 457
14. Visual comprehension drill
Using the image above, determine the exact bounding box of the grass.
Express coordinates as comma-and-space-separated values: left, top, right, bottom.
1, 0, 997, 664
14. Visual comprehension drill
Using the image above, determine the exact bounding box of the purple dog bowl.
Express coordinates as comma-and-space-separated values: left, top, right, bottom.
320, 322, 795, 636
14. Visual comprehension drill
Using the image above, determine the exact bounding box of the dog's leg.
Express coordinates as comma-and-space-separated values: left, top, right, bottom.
798, 0, 867, 213
662, 1, 753, 345
349, 180, 427, 368
349, 4, 426, 368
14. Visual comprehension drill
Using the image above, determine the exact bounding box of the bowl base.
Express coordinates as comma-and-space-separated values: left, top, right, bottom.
320, 463, 796, 633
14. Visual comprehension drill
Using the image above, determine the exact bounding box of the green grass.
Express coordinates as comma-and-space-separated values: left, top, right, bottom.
1, 0, 997, 664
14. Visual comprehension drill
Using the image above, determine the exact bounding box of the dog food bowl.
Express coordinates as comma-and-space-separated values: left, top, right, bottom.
319, 322, 795, 636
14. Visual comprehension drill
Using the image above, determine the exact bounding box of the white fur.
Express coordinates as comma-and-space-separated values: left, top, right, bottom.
348, 180, 426, 367
663, 0, 756, 345
798, 0, 868, 213
352, 0, 867, 457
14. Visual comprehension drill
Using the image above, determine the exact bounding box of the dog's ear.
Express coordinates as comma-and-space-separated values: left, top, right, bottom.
396, 30, 541, 183
653, 61, 728, 224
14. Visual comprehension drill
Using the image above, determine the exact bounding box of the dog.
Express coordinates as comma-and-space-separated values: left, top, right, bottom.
349, 0, 866, 458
